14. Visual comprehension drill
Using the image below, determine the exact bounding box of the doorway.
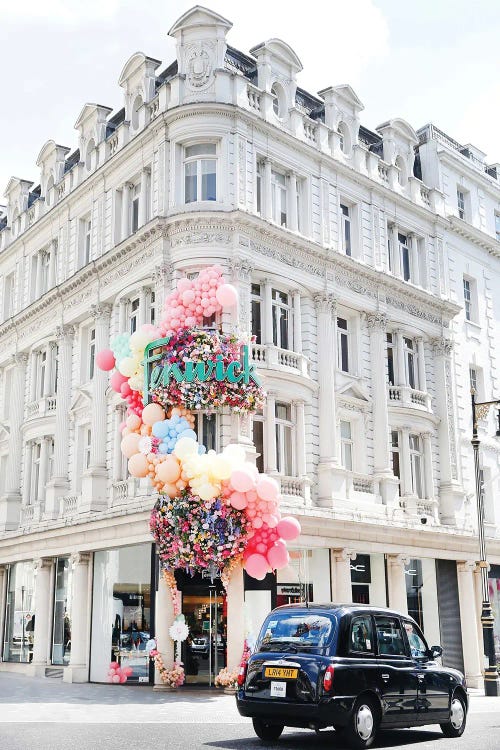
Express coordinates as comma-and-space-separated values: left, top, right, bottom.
176, 572, 227, 686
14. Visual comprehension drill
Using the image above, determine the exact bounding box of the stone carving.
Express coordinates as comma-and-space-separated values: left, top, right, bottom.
186, 42, 214, 89
313, 292, 336, 315
247, 239, 326, 279
431, 336, 454, 356
170, 232, 232, 248
90, 303, 112, 320
55, 324, 76, 341
444, 357, 458, 480
386, 294, 443, 325
365, 312, 388, 330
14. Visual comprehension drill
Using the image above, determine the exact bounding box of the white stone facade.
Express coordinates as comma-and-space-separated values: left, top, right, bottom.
0, 6, 499, 689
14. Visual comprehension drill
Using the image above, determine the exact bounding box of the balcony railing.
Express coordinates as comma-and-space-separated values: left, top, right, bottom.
278, 475, 310, 504
387, 384, 431, 412
62, 495, 78, 517
21, 504, 35, 524
26, 396, 57, 419
251, 344, 310, 378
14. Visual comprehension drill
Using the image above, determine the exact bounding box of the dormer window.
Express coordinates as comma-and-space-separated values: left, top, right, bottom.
337, 122, 350, 155
270, 83, 286, 119
184, 143, 217, 203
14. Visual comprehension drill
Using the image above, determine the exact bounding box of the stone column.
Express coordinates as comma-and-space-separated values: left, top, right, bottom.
390, 224, 401, 277
394, 330, 406, 386
138, 286, 151, 328
416, 337, 426, 392
29, 351, 38, 402
421, 432, 435, 500
366, 313, 398, 505
139, 169, 150, 227
64, 552, 91, 683
314, 294, 340, 505
263, 279, 274, 346
45, 326, 74, 519
226, 564, 245, 672
408, 233, 419, 284
37, 437, 50, 514
32, 558, 53, 675
457, 561, 483, 689
81, 305, 111, 513
287, 173, 298, 232
431, 337, 463, 524
48, 240, 57, 289
263, 159, 272, 221
387, 554, 409, 614
293, 400, 307, 477
0, 565, 7, 654
330, 549, 356, 602
23, 442, 33, 508
121, 183, 131, 241
292, 290, 302, 353
264, 391, 277, 474
230, 257, 252, 336
400, 426, 413, 498
0, 352, 28, 532
118, 297, 129, 333
154, 570, 175, 687
153, 263, 174, 320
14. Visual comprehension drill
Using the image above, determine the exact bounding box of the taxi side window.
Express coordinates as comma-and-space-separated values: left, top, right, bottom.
349, 615, 374, 654
374, 616, 407, 657
403, 620, 428, 659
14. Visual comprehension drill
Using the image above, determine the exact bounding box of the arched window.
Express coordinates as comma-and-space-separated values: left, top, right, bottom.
270, 83, 286, 119
131, 94, 143, 130
337, 122, 351, 155
395, 155, 408, 186
85, 139, 95, 172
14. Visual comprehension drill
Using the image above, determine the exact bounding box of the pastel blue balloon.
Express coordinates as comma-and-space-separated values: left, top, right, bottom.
175, 422, 186, 433
179, 429, 197, 441
158, 443, 169, 454
152, 421, 169, 439
198, 445, 206, 455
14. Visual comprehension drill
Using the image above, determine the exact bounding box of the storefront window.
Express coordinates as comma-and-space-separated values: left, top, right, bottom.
52, 557, 72, 666
405, 557, 441, 646
90, 544, 153, 683
489, 564, 500, 666
350, 553, 386, 607
2, 561, 35, 663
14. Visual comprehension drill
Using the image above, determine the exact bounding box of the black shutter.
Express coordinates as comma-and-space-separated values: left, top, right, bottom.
436, 559, 464, 672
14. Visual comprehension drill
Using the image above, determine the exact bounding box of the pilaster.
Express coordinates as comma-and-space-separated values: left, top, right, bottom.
63, 552, 91, 683
386, 554, 409, 614
32, 558, 54, 675
330, 549, 356, 602
226, 563, 245, 671
0, 352, 28, 532
457, 560, 483, 689
153, 570, 175, 687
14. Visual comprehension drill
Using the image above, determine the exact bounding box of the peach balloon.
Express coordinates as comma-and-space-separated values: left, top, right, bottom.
121, 433, 141, 458
156, 457, 181, 484
142, 403, 166, 426
128, 453, 149, 478
126, 414, 142, 431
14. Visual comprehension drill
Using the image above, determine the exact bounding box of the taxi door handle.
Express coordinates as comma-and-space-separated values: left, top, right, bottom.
381, 674, 389, 680
417, 674, 425, 681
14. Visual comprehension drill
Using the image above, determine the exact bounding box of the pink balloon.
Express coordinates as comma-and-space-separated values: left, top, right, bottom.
267, 541, 290, 570
119, 675, 127, 683
252, 516, 263, 529
229, 491, 248, 510
110, 662, 119, 669
182, 290, 195, 306
256, 476, 280, 501
177, 279, 192, 293
120, 382, 132, 398
263, 513, 279, 528
216, 283, 238, 308
231, 469, 255, 493
110, 370, 128, 393
124, 667, 133, 676
245, 553, 269, 581
276, 516, 301, 541
96, 349, 116, 371
112, 674, 121, 684
185, 316, 196, 326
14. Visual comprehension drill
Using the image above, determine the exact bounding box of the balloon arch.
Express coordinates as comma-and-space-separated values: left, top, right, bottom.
97, 265, 301, 686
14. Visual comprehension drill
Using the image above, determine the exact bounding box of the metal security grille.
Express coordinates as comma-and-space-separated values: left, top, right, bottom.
436, 559, 464, 672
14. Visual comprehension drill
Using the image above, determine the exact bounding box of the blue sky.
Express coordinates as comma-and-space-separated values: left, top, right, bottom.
0, 0, 499, 197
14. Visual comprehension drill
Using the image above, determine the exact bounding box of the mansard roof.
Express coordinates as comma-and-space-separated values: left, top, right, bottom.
36, 140, 71, 168
168, 5, 232, 36
376, 118, 418, 145
118, 52, 161, 88
249, 38, 303, 72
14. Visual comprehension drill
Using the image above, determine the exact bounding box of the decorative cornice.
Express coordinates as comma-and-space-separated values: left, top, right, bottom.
90, 303, 112, 320
12, 352, 28, 366
431, 336, 453, 356
70, 551, 91, 567
55, 324, 76, 341
365, 312, 388, 330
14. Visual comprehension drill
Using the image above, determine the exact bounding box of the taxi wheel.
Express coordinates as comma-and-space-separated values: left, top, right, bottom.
342, 696, 379, 749
252, 718, 284, 741
440, 694, 467, 737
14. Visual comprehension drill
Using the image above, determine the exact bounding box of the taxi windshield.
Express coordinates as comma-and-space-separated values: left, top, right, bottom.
256, 612, 336, 653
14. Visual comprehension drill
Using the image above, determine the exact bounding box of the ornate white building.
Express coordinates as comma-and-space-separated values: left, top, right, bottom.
0, 6, 499, 689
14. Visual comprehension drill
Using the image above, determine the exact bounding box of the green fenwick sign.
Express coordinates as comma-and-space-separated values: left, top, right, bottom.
142, 337, 261, 406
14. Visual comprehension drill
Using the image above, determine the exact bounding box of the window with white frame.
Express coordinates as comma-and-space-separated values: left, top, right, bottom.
399, 233, 411, 282
271, 170, 287, 226
256, 162, 263, 215
340, 204, 352, 256
495, 213, 500, 242
3, 272, 15, 319
83, 427, 92, 471
296, 178, 304, 233
409, 434, 424, 498
337, 317, 349, 373
463, 275, 478, 323
30, 441, 41, 504
391, 430, 401, 493
469, 365, 477, 395
251, 283, 262, 344
88, 327, 96, 381
272, 289, 291, 350
3, 367, 12, 420
40, 249, 51, 294
275, 402, 293, 476
386, 333, 395, 386
79, 216, 92, 268
340, 420, 353, 471
252, 410, 264, 473
36, 350, 47, 399
457, 187, 467, 220
387, 234, 394, 273
195, 413, 219, 453
131, 184, 140, 233
149, 290, 156, 327
48, 438, 55, 481
130, 297, 140, 334
469, 365, 483, 400
403, 337, 418, 389
184, 143, 217, 203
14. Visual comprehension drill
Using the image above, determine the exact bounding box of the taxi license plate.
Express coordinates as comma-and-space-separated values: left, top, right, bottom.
264, 667, 298, 679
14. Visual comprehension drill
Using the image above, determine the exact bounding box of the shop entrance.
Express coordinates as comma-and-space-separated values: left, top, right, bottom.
176, 571, 227, 686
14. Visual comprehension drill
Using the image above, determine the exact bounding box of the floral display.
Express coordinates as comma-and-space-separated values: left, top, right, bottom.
95, 265, 302, 687
214, 667, 239, 689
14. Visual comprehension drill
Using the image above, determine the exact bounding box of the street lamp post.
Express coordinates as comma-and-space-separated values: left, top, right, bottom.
471, 390, 500, 697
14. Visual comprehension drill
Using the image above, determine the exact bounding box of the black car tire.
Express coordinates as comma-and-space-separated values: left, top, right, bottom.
440, 694, 467, 738
341, 696, 379, 749
252, 718, 284, 741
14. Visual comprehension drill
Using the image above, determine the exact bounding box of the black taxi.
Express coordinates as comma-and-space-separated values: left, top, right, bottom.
236, 604, 468, 748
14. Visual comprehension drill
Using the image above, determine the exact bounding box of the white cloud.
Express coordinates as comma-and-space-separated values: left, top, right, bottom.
0, 0, 122, 22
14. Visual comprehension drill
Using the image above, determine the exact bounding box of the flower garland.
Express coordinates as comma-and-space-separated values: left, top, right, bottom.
151, 491, 251, 573
149, 648, 185, 688
214, 667, 239, 688
151, 328, 265, 413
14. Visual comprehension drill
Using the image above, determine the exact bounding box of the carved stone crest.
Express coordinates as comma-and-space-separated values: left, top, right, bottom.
186, 42, 214, 89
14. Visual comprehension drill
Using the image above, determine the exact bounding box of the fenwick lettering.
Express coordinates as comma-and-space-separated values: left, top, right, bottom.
142, 336, 261, 406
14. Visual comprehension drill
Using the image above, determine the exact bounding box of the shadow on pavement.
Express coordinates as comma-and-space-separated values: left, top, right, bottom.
205, 728, 445, 748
